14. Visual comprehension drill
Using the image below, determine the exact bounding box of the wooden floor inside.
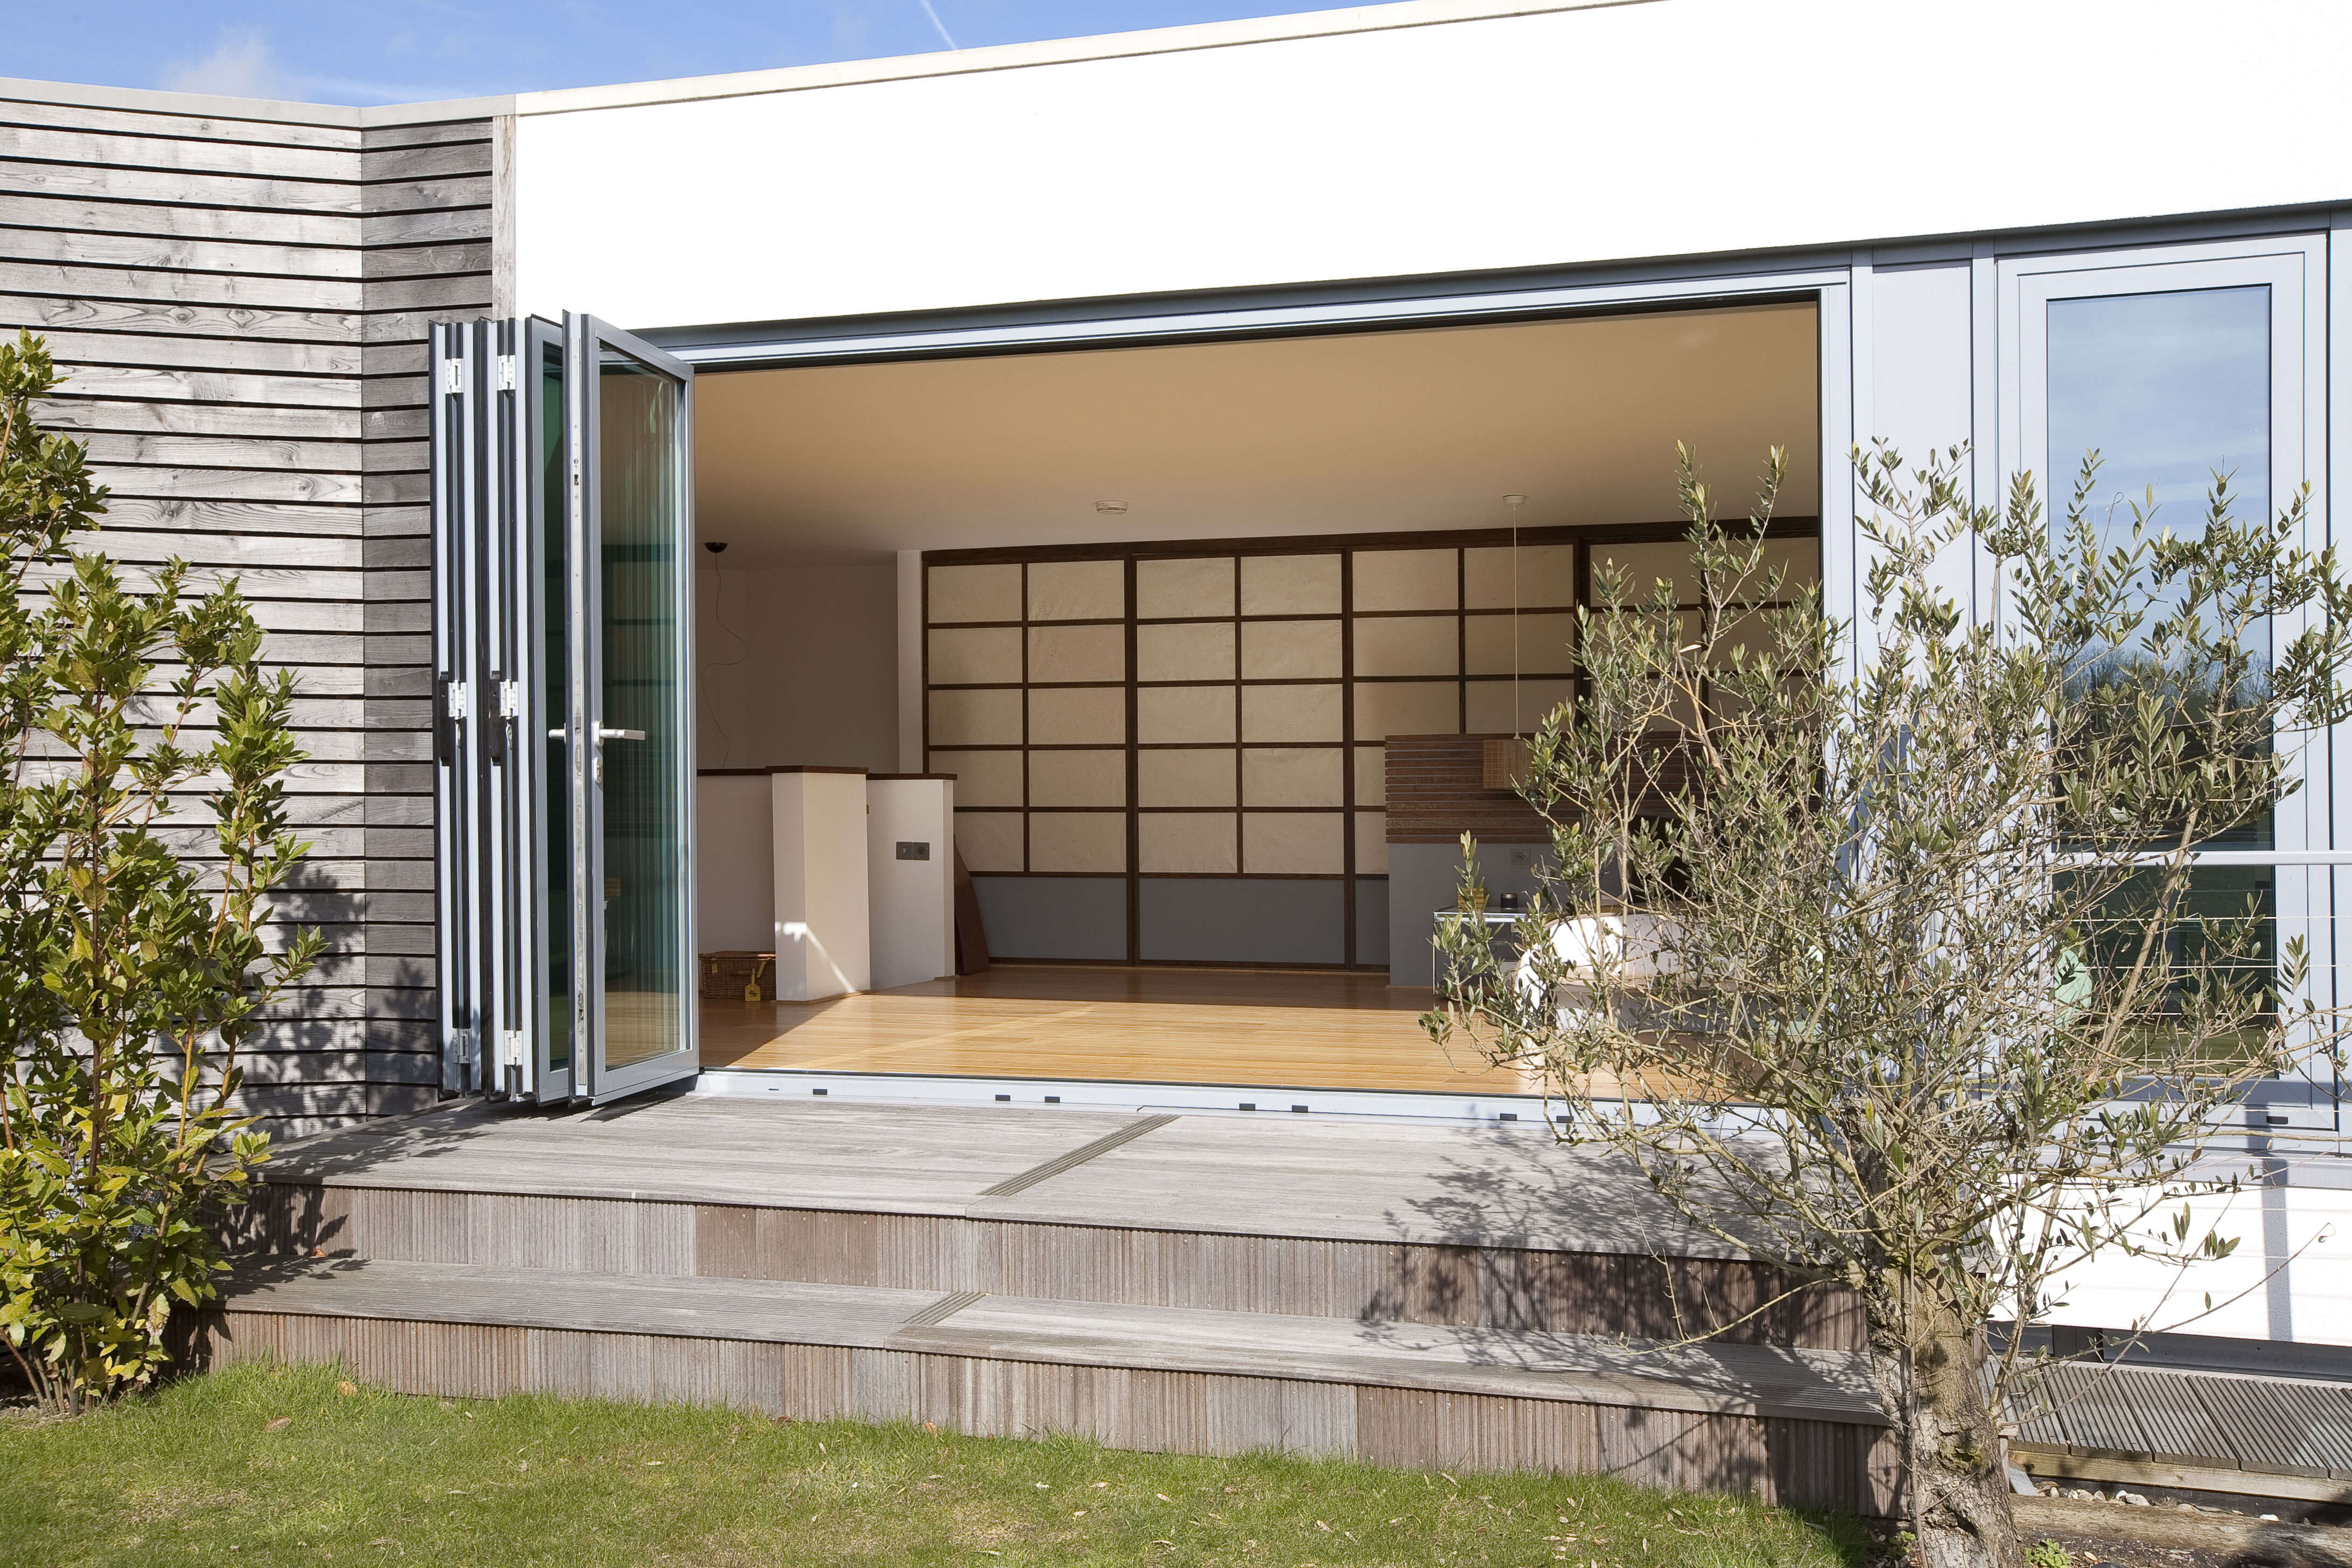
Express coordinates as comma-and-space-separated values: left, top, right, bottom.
699, 965, 1539, 1093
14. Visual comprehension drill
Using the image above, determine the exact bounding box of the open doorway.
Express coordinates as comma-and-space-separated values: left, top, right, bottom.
688, 298, 1821, 1095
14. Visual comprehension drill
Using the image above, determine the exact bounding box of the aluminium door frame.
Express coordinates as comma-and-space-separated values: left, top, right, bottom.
642, 215, 2341, 1133
518, 315, 573, 1101
435, 317, 545, 1100
431, 318, 494, 1097
569, 311, 702, 1105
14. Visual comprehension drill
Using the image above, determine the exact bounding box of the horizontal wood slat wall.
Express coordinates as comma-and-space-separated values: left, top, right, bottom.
2, 92, 497, 1132
1385, 734, 1555, 845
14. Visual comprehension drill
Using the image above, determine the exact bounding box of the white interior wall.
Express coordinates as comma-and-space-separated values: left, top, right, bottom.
514, 0, 2352, 330
695, 560, 899, 772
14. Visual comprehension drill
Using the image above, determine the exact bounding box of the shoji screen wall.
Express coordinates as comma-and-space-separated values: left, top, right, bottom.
925, 528, 1815, 968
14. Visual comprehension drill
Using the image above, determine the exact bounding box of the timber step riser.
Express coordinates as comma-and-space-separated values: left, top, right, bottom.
229, 1180, 1867, 1350
195, 1307, 1902, 1517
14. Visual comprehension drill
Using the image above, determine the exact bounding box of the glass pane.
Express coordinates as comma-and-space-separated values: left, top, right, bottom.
2048, 284, 2274, 850
539, 344, 570, 1074
2048, 285, 2270, 655
2074, 865, 2276, 1068
598, 348, 686, 1072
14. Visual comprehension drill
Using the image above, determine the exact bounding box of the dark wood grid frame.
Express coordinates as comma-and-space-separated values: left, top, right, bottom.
923, 521, 1819, 969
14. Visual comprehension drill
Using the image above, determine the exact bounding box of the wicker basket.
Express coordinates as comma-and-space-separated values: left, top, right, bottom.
700, 951, 775, 1003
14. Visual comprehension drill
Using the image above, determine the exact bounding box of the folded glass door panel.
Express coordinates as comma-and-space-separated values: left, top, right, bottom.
431, 318, 495, 1097
431, 312, 694, 1106
569, 314, 698, 1104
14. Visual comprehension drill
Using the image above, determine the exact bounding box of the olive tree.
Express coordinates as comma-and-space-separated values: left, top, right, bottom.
0, 331, 319, 1412
1429, 442, 2350, 1568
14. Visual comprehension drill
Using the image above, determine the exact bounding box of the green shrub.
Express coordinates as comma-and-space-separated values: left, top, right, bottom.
0, 330, 318, 1412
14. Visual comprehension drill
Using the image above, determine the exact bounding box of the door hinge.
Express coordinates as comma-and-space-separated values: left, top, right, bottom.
499, 680, 521, 719
446, 679, 471, 722
497, 354, 517, 392
441, 358, 464, 396
445, 1026, 479, 1097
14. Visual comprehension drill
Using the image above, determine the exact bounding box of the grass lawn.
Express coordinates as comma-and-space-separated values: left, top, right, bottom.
0, 1362, 1874, 1568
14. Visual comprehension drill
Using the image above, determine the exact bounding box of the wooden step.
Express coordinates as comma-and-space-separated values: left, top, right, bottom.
233, 1097, 1865, 1349
202, 1257, 1898, 1515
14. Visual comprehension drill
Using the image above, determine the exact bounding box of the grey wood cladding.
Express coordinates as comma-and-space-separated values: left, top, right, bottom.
1, 92, 496, 1130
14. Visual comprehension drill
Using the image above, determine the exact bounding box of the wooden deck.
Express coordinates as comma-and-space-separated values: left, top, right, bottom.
213, 1095, 2352, 1509
698, 965, 1538, 1093
245, 1095, 1748, 1255
209, 1093, 1902, 1511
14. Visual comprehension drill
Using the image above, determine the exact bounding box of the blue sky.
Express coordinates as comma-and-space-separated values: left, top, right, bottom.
8, 1, 1316, 105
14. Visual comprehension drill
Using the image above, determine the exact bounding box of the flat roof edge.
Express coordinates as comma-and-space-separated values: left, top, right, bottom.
0, 74, 515, 129
510, 0, 1656, 118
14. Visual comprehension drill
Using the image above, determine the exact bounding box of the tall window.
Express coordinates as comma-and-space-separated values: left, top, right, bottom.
2001, 234, 2328, 1097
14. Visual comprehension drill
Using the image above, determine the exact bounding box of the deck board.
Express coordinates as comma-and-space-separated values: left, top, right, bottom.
261, 1095, 1747, 1255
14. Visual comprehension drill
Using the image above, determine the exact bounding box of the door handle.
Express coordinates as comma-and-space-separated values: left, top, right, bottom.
589, 725, 645, 785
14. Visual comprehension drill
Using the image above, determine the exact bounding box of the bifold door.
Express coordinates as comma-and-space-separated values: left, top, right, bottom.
432, 314, 697, 1105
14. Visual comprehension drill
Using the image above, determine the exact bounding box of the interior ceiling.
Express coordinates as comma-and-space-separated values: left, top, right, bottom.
693, 301, 1819, 566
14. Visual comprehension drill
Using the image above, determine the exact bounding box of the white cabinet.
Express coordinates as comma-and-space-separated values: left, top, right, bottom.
770, 768, 871, 1001
867, 775, 956, 990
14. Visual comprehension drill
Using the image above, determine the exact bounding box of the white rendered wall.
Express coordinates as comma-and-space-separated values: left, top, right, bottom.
513, 0, 2352, 330
695, 773, 775, 951
2039, 1176, 2350, 1348
771, 770, 873, 1000
867, 778, 956, 990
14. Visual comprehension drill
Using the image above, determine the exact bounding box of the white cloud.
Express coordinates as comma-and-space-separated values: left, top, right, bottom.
160, 25, 292, 101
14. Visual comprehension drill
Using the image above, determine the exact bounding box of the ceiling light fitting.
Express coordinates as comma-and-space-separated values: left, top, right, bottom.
1094, 500, 1128, 514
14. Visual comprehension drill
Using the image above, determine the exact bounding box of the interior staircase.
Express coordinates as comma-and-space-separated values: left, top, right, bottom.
203, 1094, 1900, 1515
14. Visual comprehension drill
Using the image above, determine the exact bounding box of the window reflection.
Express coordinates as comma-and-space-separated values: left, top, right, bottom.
2047, 285, 2270, 534
2046, 283, 2277, 978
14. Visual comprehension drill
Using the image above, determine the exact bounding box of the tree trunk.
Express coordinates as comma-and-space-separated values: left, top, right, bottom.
1895, 1282, 2022, 1568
